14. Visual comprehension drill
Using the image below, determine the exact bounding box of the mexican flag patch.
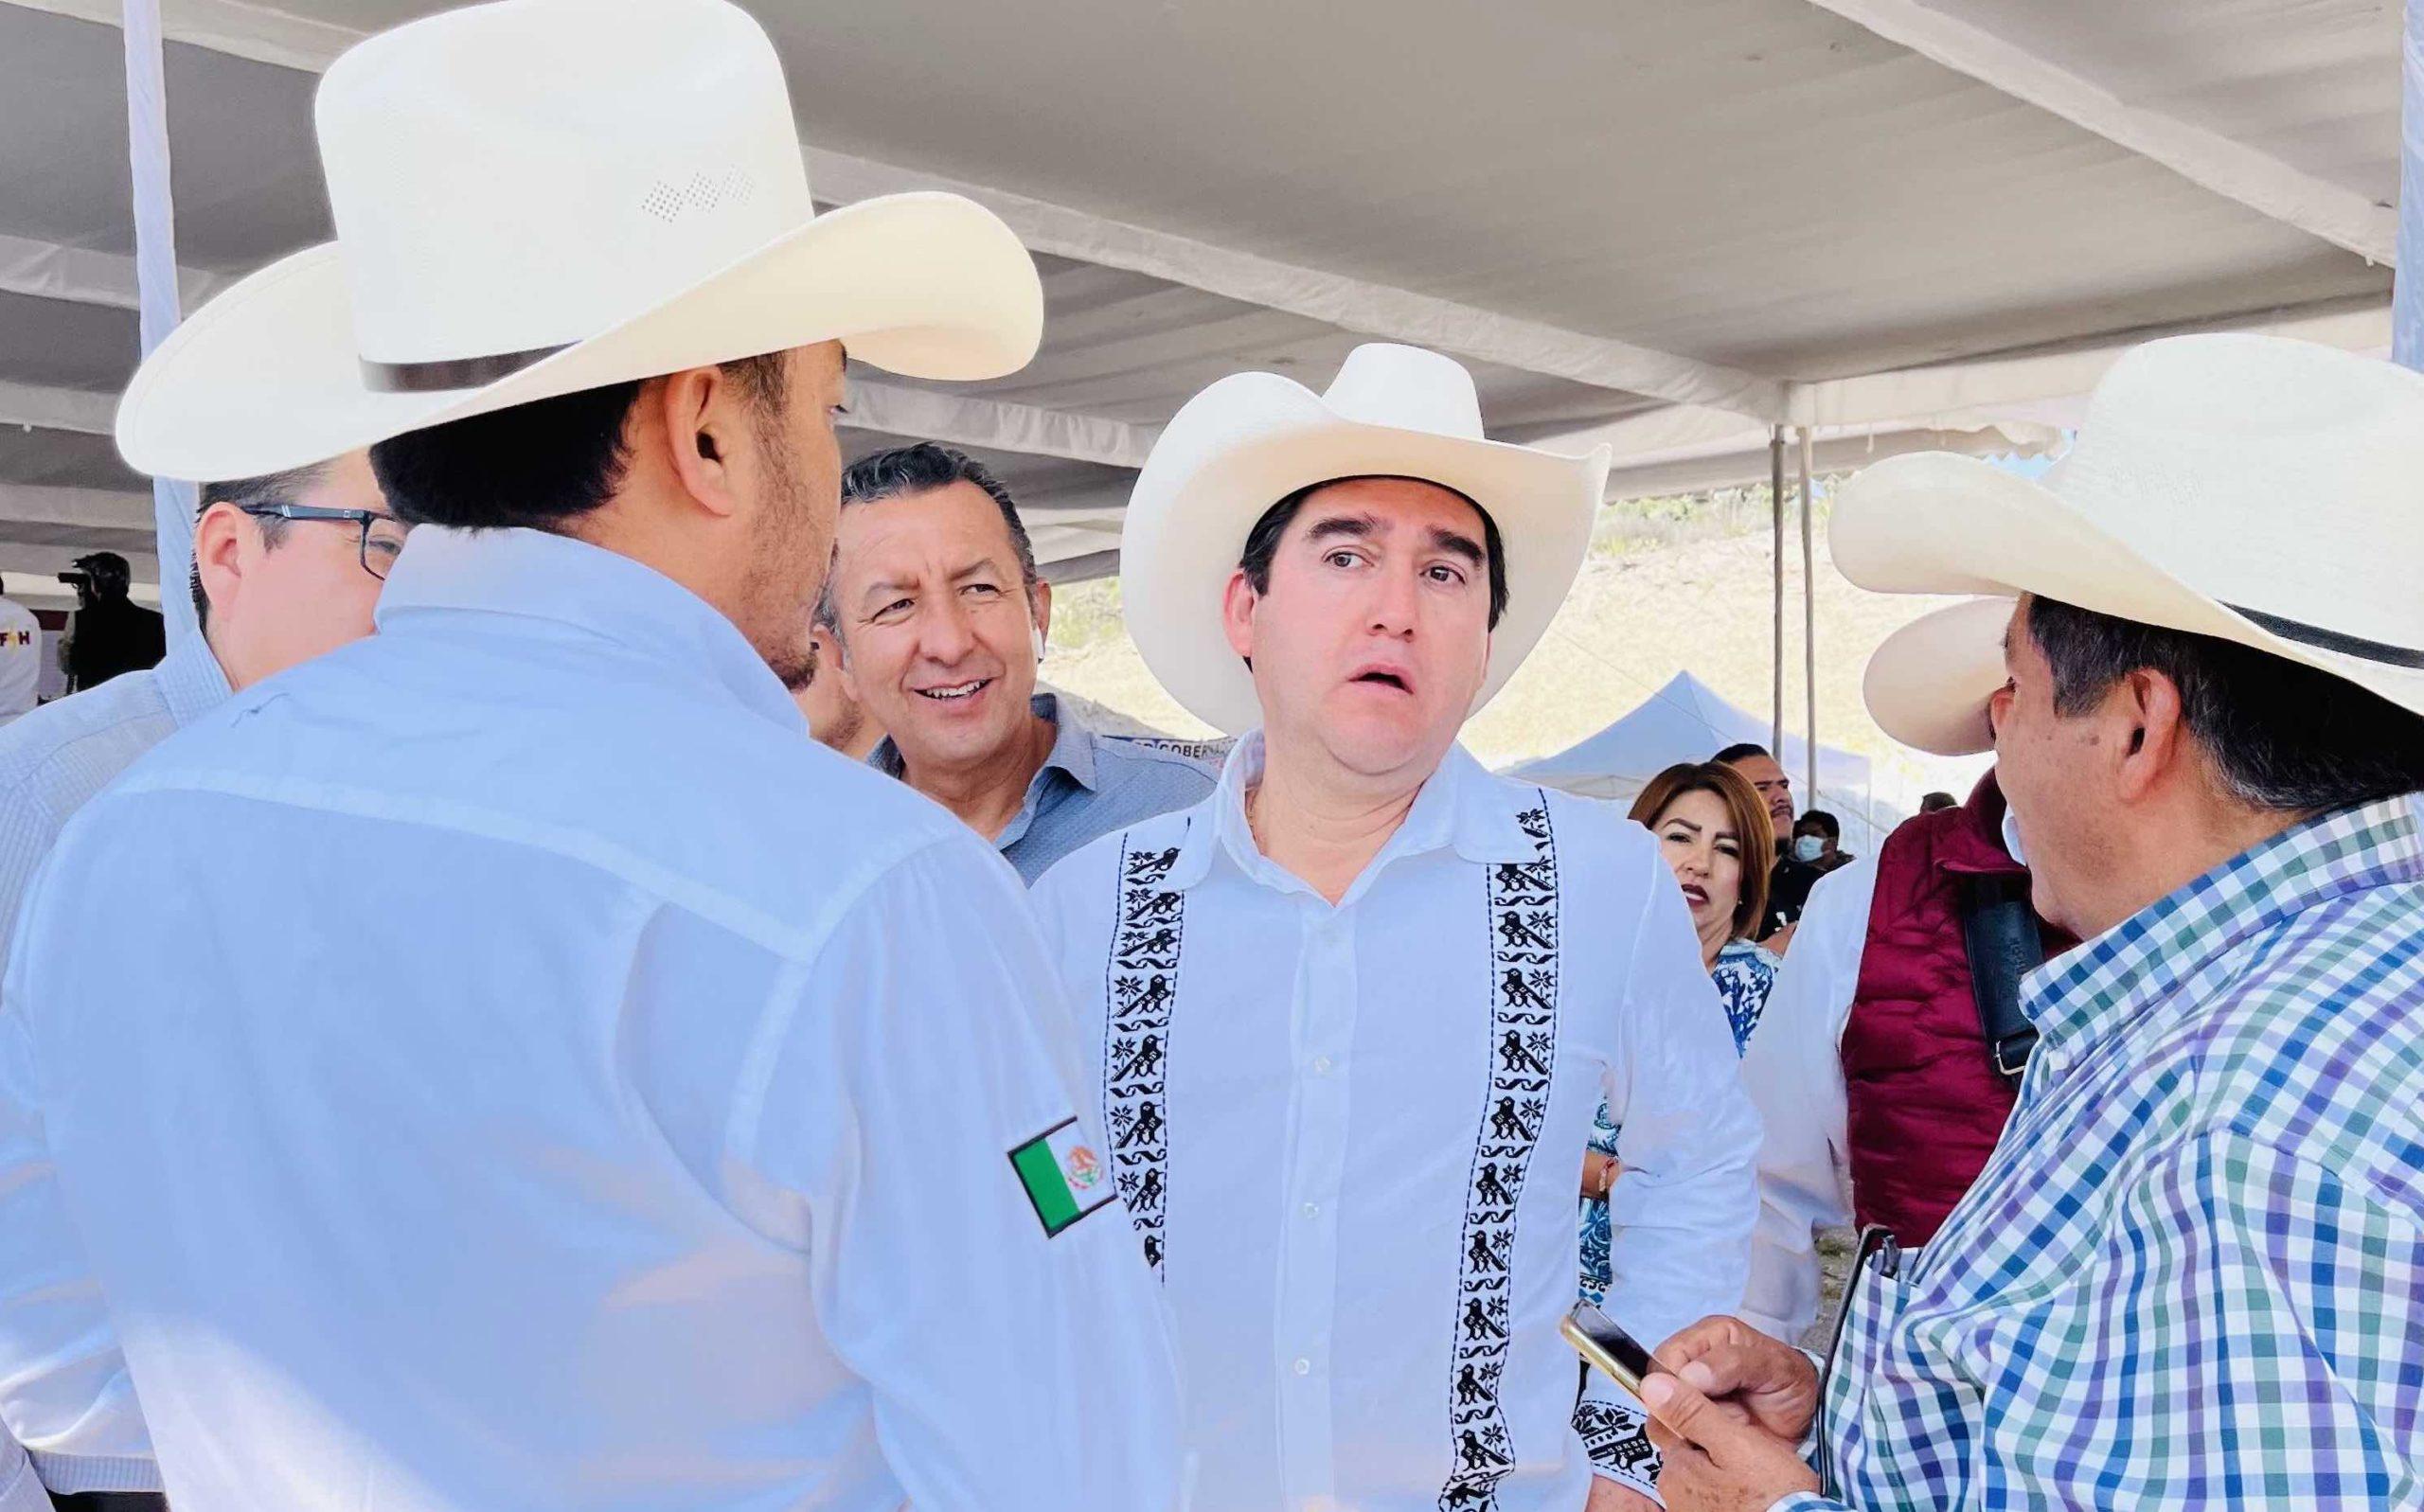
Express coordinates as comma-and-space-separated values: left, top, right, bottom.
1009, 1117, 1116, 1236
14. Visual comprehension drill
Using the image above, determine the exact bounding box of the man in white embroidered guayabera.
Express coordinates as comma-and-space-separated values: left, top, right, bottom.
0, 2, 1181, 1510
1031, 344, 1763, 1512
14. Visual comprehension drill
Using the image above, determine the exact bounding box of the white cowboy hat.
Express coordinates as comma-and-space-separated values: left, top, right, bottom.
1861, 596, 2016, 757
1836, 333, 2424, 757
1119, 344, 1612, 736
116, 0, 1042, 483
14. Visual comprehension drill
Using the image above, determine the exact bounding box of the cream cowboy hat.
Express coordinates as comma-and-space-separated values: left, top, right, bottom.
115, 0, 1042, 483
1836, 333, 2424, 758
1119, 344, 1613, 736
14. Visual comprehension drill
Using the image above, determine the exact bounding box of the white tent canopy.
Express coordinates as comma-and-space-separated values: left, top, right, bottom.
1508, 671, 1884, 848
0, 0, 2402, 610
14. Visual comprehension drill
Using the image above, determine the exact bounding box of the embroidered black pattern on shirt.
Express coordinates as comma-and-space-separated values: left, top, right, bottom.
1573, 1398, 1660, 1496
1103, 833, 1185, 1282
1439, 797, 1560, 1512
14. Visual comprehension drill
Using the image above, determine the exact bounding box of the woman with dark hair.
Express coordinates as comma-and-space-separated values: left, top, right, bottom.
1577, 761, 1781, 1307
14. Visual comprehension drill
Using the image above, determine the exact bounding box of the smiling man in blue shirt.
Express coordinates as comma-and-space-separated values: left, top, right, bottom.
827, 442, 1220, 882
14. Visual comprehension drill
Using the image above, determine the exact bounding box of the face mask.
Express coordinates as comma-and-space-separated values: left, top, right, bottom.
1792, 835, 1827, 863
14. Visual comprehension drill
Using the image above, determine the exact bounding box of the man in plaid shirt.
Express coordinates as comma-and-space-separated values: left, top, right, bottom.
1631, 334, 2424, 1511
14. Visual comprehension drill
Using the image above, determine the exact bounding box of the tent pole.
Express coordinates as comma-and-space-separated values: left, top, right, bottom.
2399, 0, 2424, 368
122, 0, 198, 649
1798, 426, 1816, 806
1769, 425, 1784, 756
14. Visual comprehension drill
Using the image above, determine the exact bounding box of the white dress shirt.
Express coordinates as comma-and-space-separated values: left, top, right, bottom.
1032, 736, 1759, 1512
0, 525, 1182, 1512
1740, 809, 2025, 1341
0, 597, 39, 723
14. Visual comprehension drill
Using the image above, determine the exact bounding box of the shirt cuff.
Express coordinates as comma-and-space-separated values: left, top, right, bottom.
1574, 1396, 1661, 1503
0, 1451, 46, 1512
1766, 1496, 1847, 1512
28, 1449, 164, 1494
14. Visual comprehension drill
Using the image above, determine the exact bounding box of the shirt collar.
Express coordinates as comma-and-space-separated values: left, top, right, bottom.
2023, 794, 2424, 1056
158, 629, 234, 729
376, 525, 801, 732
1167, 734, 1539, 897
869, 692, 1097, 791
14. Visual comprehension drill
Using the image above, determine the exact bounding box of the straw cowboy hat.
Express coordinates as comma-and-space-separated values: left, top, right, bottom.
1859, 596, 2017, 758
1836, 333, 2424, 757
1118, 345, 1612, 736
116, 0, 1042, 483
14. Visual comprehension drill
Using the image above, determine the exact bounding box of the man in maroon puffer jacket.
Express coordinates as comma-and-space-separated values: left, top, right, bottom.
1734, 767, 2072, 1341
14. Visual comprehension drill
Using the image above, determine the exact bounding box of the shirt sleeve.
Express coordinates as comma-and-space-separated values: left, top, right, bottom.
1598, 844, 1763, 1349
723, 832, 1185, 1512
1736, 858, 1870, 1342
0, 942, 157, 1490
0, 784, 62, 971
1979, 1128, 2424, 1504
0, 1436, 44, 1512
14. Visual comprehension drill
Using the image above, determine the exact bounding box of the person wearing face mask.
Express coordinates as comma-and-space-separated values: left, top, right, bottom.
1791, 811, 1851, 874
1734, 597, 2075, 1345
824, 442, 1221, 882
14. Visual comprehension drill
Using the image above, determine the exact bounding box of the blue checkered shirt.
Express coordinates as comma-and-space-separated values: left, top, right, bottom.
871, 693, 1221, 884
1780, 794, 2424, 1511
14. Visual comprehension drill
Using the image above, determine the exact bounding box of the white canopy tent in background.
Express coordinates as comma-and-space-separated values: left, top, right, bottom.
1506, 671, 1885, 851
1, 0, 2416, 783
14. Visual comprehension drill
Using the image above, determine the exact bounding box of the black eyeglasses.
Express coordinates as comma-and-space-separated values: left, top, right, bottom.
239, 503, 411, 581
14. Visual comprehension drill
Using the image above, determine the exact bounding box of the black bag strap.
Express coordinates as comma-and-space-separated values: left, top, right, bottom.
1958, 874, 2044, 1083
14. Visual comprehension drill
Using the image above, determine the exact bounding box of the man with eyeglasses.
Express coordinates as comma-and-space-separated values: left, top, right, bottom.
0, 448, 393, 1503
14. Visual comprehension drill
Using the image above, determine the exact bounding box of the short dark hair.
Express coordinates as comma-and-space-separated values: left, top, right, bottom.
367, 353, 790, 531
1796, 809, 1840, 841
1237, 476, 1508, 630
2025, 595, 2424, 814
190, 460, 329, 631
1712, 742, 1773, 767
1917, 791, 1959, 813
820, 443, 1037, 632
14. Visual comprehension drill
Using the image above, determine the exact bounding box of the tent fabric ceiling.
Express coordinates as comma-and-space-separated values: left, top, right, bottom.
0, 0, 2401, 596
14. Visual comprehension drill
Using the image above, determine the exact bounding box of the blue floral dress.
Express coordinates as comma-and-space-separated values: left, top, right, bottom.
1577, 936, 1777, 1306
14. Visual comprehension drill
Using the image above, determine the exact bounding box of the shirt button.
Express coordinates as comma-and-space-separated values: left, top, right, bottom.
1300, 1201, 1320, 1218
1310, 1055, 1333, 1076
1292, 1358, 1311, 1377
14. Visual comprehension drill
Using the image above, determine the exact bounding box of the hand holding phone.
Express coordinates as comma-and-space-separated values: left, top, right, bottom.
1560, 1303, 1658, 1396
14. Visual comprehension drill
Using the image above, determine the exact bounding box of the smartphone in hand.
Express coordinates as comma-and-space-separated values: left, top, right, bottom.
1561, 1303, 1658, 1396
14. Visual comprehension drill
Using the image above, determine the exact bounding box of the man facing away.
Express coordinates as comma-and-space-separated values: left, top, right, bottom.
0, 450, 395, 1504
792, 619, 882, 759
1638, 334, 2424, 1511
1032, 345, 1761, 1512
823, 441, 1218, 881
0, 2, 1179, 1509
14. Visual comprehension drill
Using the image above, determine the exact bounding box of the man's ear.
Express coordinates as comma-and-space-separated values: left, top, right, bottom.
192, 501, 248, 624
658, 366, 746, 521
2112, 667, 2187, 803
1029, 578, 1053, 648
1220, 568, 1257, 661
